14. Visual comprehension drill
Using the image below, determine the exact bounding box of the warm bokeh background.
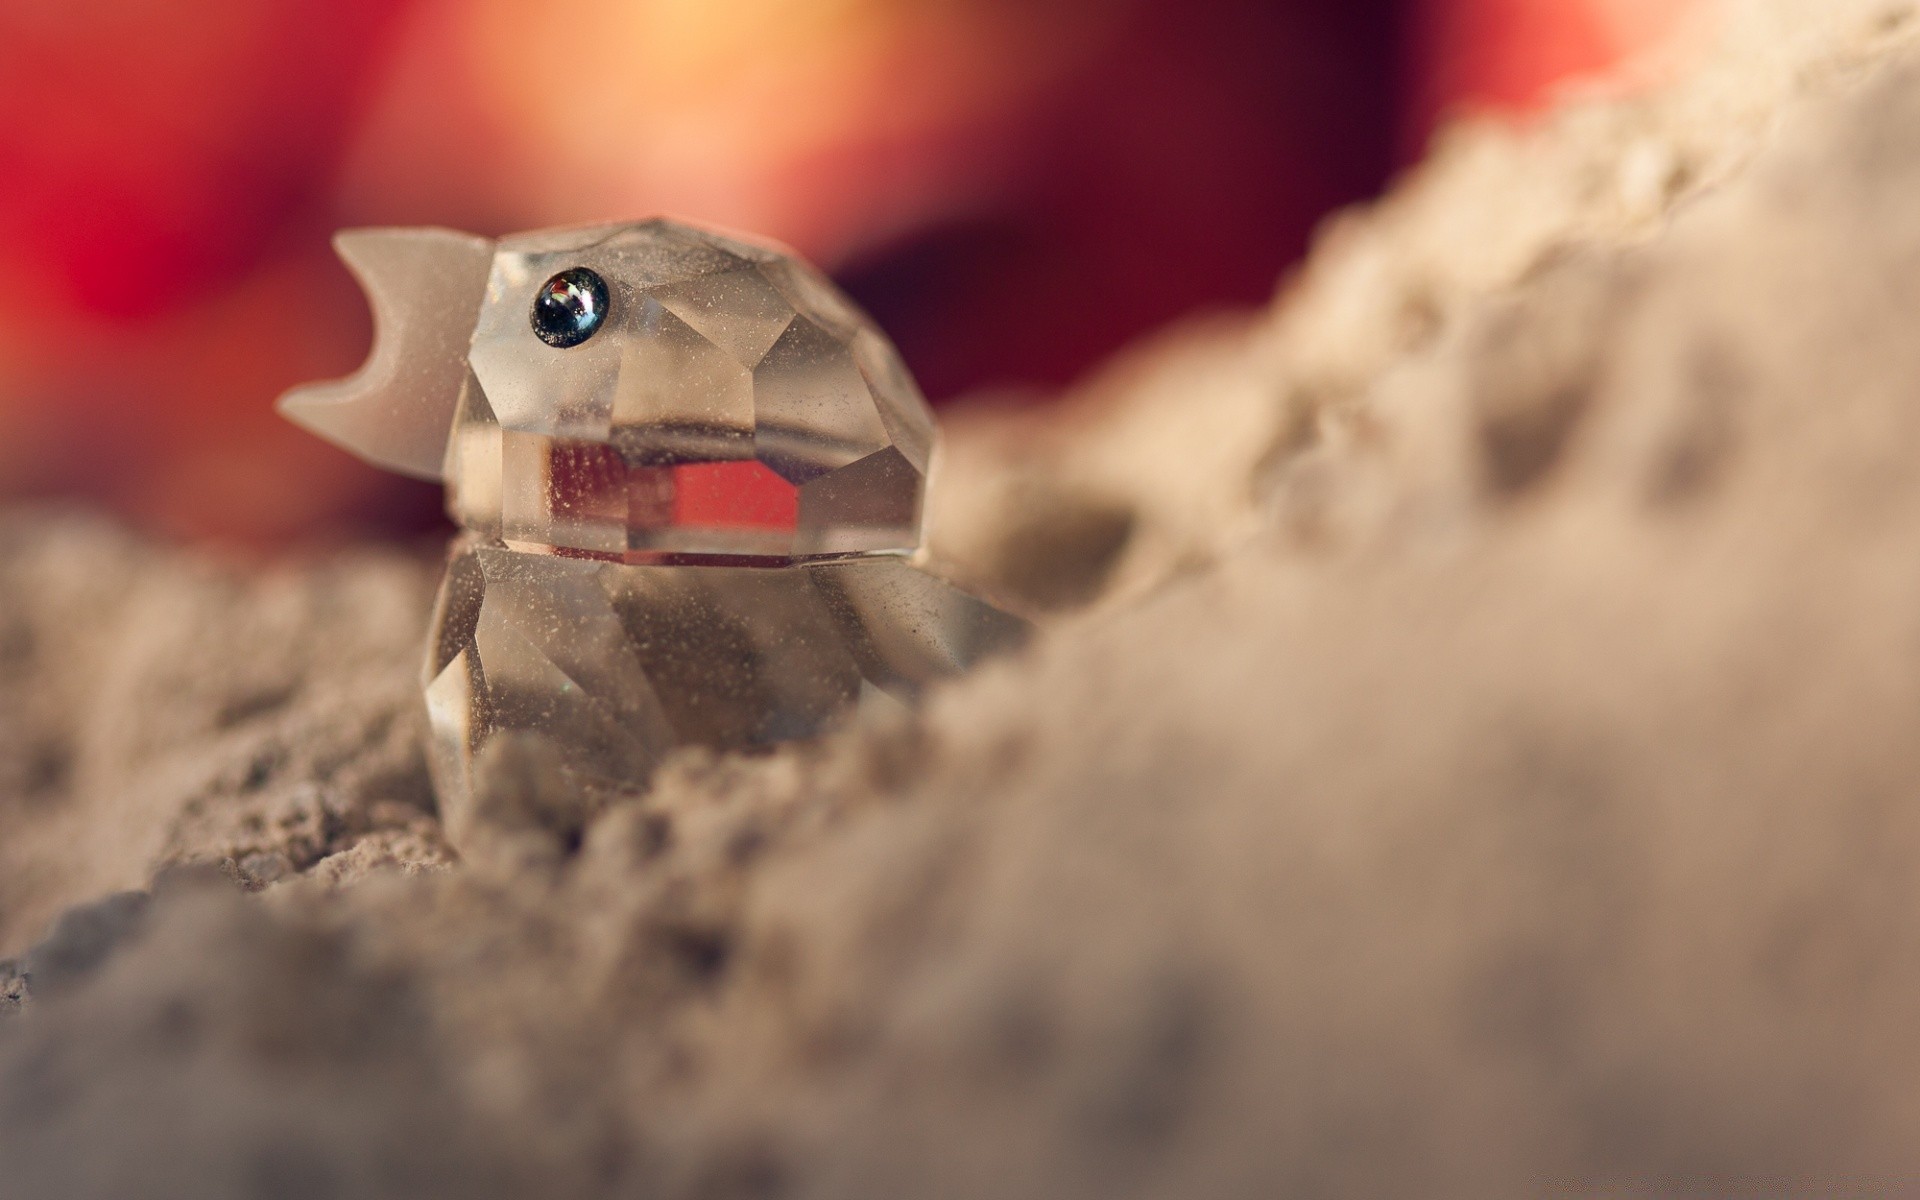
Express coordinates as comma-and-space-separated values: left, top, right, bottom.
0, 0, 1706, 544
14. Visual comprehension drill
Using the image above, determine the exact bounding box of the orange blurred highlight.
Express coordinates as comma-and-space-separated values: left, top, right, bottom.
341, 0, 1124, 258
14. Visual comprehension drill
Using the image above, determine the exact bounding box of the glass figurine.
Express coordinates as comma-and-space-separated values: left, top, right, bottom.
279, 219, 1029, 822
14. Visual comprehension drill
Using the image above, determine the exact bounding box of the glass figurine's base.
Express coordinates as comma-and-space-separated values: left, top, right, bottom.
423, 539, 1029, 829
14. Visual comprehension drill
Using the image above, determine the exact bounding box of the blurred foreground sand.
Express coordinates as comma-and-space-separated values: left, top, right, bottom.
9, 2, 1920, 1194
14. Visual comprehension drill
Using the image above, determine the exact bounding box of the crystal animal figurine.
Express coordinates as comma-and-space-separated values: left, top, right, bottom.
279, 219, 1028, 822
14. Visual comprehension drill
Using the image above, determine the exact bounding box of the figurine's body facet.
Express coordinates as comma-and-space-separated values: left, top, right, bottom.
280, 219, 1025, 819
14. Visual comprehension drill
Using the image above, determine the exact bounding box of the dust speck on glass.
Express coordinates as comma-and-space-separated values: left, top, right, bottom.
276, 218, 1027, 820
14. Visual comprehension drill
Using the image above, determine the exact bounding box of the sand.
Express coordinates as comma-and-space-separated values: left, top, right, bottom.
9, 3, 1920, 1194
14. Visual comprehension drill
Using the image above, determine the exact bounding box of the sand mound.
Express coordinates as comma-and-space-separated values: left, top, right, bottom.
9, 4, 1920, 1195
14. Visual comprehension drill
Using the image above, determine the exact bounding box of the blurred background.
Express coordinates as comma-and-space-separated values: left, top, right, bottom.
0, 0, 1702, 545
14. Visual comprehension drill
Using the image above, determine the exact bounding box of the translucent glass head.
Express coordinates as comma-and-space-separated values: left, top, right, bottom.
281, 219, 936, 564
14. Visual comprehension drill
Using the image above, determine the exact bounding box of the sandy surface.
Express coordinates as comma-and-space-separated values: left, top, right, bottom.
11, 3, 1920, 1195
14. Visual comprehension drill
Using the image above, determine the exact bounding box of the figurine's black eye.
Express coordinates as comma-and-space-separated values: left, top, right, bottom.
531, 267, 609, 348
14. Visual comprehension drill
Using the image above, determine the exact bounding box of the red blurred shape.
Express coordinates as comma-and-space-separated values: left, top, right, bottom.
1406, 0, 1706, 144
671, 460, 800, 532
0, 0, 414, 321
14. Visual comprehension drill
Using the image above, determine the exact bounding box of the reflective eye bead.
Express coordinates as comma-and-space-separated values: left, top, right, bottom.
530, 267, 609, 348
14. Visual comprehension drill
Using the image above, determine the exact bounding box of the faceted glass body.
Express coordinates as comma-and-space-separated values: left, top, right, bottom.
424, 543, 1028, 810
444, 220, 933, 563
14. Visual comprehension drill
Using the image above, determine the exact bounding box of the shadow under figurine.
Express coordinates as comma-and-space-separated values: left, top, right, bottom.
278, 219, 1029, 829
